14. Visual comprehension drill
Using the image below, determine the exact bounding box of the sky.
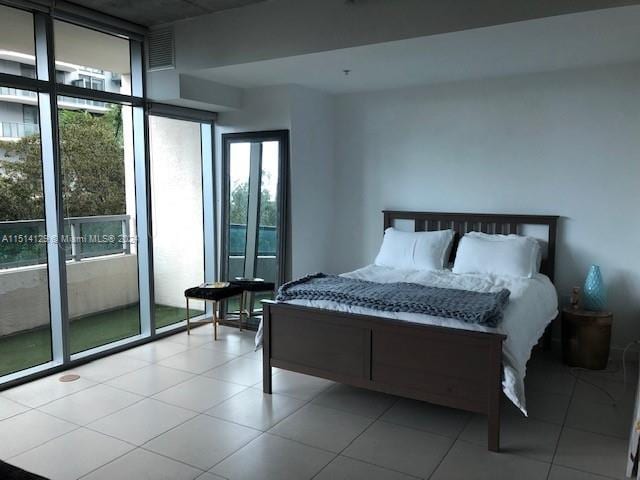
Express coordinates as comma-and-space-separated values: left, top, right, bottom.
229, 140, 279, 198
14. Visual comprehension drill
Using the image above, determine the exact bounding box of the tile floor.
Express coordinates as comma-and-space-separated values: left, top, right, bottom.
0, 324, 635, 480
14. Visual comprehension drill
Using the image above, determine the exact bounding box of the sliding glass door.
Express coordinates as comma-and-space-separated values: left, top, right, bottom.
222, 131, 288, 325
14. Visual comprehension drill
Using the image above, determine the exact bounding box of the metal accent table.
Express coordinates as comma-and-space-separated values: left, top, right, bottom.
184, 284, 243, 340
184, 280, 275, 339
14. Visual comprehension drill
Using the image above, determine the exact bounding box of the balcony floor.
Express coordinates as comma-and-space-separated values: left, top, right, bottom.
0, 305, 202, 377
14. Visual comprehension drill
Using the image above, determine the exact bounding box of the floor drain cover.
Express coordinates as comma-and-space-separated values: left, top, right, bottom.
59, 374, 80, 382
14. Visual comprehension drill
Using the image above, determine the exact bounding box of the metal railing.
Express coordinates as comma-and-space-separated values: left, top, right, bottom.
0, 87, 37, 98
229, 223, 277, 256
0, 122, 39, 139
58, 95, 108, 111
0, 214, 131, 269
0, 87, 108, 112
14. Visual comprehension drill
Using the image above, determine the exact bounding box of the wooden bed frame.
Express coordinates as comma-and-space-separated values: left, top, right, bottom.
262, 211, 558, 452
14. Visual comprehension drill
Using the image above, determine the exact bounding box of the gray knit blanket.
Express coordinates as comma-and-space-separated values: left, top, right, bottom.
276, 273, 510, 327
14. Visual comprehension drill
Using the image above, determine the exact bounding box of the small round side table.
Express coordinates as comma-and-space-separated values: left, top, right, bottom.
561, 307, 613, 370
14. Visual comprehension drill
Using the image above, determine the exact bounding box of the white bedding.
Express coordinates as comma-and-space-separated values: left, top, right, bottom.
257, 264, 558, 415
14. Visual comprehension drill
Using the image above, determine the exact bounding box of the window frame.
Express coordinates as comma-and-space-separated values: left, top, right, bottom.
0, 1, 220, 390
0, 0, 150, 387
220, 130, 289, 327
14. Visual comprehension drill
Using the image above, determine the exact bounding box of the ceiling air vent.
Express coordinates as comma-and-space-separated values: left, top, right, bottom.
148, 27, 175, 71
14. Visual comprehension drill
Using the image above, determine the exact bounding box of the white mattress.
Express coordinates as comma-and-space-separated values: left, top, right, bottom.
258, 264, 558, 415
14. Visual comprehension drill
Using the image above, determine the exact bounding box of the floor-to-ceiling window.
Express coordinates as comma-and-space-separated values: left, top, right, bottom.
0, 64, 53, 378
222, 131, 288, 327
0, 5, 52, 378
58, 99, 142, 354
0, 2, 220, 387
0, 2, 149, 384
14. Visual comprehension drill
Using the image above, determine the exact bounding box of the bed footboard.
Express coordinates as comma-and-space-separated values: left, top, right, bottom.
262, 300, 506, 451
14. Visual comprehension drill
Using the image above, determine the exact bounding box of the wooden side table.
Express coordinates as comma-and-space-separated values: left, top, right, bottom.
561, 307, 613, 370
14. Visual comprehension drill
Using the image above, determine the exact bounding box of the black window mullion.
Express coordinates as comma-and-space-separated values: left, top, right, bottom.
56, 83, 143, 106
0, 72, 49, 91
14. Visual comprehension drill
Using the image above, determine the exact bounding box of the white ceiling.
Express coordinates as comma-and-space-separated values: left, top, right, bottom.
191, 5, 640, 93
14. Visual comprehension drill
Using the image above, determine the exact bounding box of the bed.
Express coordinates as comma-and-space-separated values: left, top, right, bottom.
261, 211, 559, 452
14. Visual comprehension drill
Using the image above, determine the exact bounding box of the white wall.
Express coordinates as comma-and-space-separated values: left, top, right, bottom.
288, 86, 335, 277
215, 85, 335, 280
331, 63, 640, 348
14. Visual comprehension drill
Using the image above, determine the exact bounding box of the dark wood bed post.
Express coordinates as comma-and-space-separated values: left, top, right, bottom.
488, 338, 503, 452
263, 303, 272, 394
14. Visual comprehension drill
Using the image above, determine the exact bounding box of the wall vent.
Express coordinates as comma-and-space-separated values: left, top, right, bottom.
148, 27, 175, 71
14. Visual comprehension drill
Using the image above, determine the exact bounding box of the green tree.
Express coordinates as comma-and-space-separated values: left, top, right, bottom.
0, 133, 45, 221
58, 108, 125, 217
0, 106, 125, 221
229, 179, 277, 226
229, 181, 249, 225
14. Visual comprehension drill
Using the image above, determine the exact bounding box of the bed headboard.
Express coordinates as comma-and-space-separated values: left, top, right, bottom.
383, 211, 559, 281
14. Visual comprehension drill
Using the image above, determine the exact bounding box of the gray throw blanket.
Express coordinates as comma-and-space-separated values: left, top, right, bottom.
276, 273, 510, 327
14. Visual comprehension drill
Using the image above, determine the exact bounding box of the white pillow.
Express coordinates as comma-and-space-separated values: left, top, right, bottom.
452, 232, 542, 278
374, 228, 454, 271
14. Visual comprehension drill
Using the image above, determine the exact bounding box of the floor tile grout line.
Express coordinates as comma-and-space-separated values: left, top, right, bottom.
0, 325, 246, 396
319, 453, 425, 480
0, 330, 253, 462
426, 409, 475, 480
310, 395, 402, 479
5, 421, 83, 461
453, 437, 554, 467
264, 430, 344, 456
75, 446, 206, 480
69, 356, 154, 384
76, 416, 247, 480
548, 463, 620, 480
546, 360, 580, 480
206, 380, 336, 477
28, 337, 262, 427
3, 379, 98, 410
372, 416, 472, 442
149, 384, 252, 416
100, 373, 195, 398
558, 423, 632, 442
73, 444, 144, 480
0, 404, 35, 422
153, 349, 250, 377
30, 379, 144, 412
37, 392, 149, 429
7, 340, 625, 479
73, 331, 256, 479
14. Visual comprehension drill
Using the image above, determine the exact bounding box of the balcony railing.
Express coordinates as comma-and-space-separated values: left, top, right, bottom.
0, 87, 37, 98
0, 214, 131, 269
58, 95, 108, 111
0, 121, 39, 139
229, 223, 277, 256
0, 87, 108, 113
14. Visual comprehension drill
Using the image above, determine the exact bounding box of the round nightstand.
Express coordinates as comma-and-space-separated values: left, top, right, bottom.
561, 307, 613, 370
